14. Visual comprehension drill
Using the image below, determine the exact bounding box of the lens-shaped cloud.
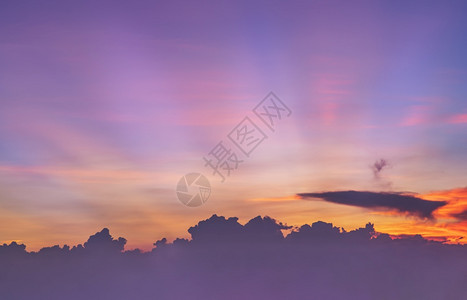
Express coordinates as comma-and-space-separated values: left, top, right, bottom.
298, 191, 447, 219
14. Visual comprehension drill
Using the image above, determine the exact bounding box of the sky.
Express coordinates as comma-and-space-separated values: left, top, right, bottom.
1, 0, 466, 251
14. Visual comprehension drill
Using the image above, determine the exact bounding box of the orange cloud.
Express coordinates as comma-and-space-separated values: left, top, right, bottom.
248, 195, 301, 202
389, 187, 467, 244
422, 187, 467, 219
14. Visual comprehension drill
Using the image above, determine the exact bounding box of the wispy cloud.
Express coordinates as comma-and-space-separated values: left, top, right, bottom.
447, 113, 467, 124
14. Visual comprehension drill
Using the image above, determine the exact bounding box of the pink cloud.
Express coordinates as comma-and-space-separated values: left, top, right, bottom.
447, 114, 467, 124
400, 104, 466, 127
400, 105, 433, 127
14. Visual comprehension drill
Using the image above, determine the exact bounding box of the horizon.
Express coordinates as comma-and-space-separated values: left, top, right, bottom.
4, 213, 467, 299
5, 212, 464, 253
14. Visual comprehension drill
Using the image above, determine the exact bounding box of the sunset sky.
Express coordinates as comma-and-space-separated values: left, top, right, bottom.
1, 0, 466, 251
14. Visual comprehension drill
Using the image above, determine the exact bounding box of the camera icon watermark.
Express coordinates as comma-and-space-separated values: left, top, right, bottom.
176, 173, 211, 207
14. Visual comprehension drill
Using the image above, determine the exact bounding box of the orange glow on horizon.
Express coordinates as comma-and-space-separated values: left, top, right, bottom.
249, 187, 467, 245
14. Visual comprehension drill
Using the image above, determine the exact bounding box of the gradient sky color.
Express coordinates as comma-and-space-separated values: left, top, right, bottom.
1, 0, 466, 250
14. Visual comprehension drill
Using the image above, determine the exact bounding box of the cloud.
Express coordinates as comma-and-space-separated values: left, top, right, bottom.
372, 159, 388, 178
422, 187, 467, 221
451, 210, 467, 221
298, 191, 447, 219
447, 113, 467, 124
371, 159, 392, 189
187, 214, 291, 244
83, 228, 127, 253
2, 215, 467, 299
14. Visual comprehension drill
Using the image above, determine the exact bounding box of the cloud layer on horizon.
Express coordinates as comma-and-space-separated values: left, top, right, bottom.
2, 214, 467, 300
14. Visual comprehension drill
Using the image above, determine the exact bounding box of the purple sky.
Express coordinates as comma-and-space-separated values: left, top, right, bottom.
1, 0, 466, 250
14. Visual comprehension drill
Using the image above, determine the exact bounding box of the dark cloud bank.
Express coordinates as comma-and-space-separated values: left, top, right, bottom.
299, 190, 447, 219
1, 215, 466, 300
